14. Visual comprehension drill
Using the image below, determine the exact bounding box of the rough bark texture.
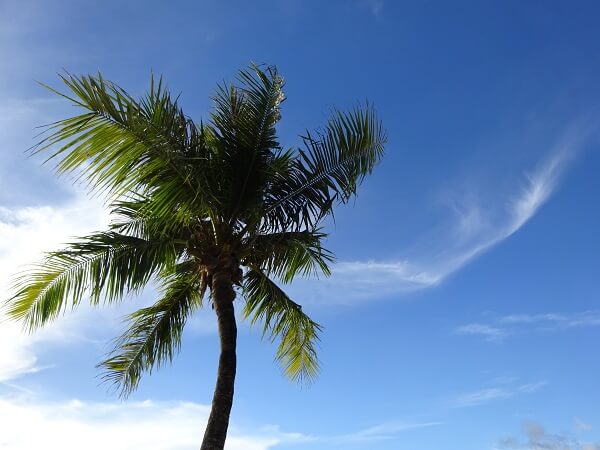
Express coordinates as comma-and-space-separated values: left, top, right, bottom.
200, 269, 237, 450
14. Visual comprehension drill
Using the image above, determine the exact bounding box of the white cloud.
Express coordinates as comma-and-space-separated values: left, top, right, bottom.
0, 191, 440, 448
293, 125, 590, 306
452, 380, 546, 408
575, 418, 593, 431
360, 0, 384, 17
457, 311, 600, 343
455, 387, 514, 407
496, 421, 600, 450
0, 394, 304, 450
564, 313, 600, 328
0, 192, 109, 382
499, 313, 568, 324
293, 260, 441, 304
0, 189, 220, 384
456, 323, 511, 342
0, 388, 440, 449
333, 420, 442, 443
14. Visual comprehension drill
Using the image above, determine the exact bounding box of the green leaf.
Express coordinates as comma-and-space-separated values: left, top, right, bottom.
243, 269, 321, 383
8, 232, 178, 330
262, 105, 386, 231
245, 230, 333, 282
100, 265, 204, 397
35, 73, 210, 201
209, 64, 285, 221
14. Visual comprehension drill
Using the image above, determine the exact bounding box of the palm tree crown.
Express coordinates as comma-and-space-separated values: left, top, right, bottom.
6, 64, 385, 449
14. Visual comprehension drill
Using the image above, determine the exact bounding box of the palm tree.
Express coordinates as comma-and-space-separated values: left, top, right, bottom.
6, 65, 385, 450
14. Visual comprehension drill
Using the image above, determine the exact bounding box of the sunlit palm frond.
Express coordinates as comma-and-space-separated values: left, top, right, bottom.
243, 269, 321, 383
108, 195, 189, 239
245, 230, 333, 282
100, 264, 204, 397
8, 232, 178, 330
36, 73, 208, 198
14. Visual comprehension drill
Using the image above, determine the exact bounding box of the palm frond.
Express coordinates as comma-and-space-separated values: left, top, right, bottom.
210, 65, 285, 220
108, 197, 156, 238
232, 65, 285, 213
7, 232, 178, 330
245, 230, 333, 282
3, 64, 386, 400
108, 195, 189, 239
100, 264, 204, 397
36, 73, 209, 199
243, 269, 321, 383
263, 105, 386, 231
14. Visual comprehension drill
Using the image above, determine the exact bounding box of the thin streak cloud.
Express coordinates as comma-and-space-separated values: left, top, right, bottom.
452, 380, 547, 408
456, 311, 600, 342
330, 420, 443, 443
294, 122, 595, 305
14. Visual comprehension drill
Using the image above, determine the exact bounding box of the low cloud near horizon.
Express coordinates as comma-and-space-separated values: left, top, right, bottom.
0, 395, 300, 450
496, 421, 600, 450
0, 392, 441, 449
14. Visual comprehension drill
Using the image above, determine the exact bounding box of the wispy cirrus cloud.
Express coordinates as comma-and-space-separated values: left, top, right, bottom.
330, 420, 442, 443
456, 311, 600, 343
455, 323, 511, 342
452, 380, 547, 408
359, 0, 384, 17
294, 122, 594, 305
575, 418, 594, 431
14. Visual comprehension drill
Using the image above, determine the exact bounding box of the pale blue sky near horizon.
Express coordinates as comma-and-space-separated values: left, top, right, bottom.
1, 1, 600, 449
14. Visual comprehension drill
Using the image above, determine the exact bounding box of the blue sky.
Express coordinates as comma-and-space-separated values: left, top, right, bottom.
1, 1, 600, 449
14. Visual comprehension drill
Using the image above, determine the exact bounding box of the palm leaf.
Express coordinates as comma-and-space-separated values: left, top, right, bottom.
8, 232, 178, 330
243, 269, 321, 383
35, 73, 209, 200
100, 264, 204, 397
263, 105, 386, 230
245, 230, 333, 282
209, 65, 285, 221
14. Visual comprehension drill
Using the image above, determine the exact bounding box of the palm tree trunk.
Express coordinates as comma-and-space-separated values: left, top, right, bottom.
201, 269, 237, 450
